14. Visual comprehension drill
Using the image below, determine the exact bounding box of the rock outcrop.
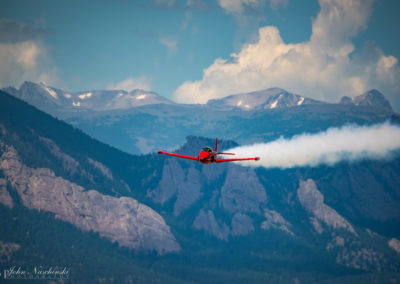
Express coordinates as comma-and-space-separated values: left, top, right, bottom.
193, 209, 230, 241
0, 240, 20, 262
0, 178, 13, 208
87, 157, 113, 180
389, 238, 400, 254
220, 165, 267, 214
39, 136, 80, 175
339, 89, 393, 112
173, 168, 202, 216
149, 159, 203, 216
336, 246, 388, 272
231, 213, 254, 236
0, 144, 180, 254
149, 158, 184, 204
261, 208, 294, 236
297, 179, 356, 234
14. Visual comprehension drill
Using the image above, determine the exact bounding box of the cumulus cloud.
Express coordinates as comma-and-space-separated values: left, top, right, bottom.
174, 0, 400, 110
217, 0, 269, 47
226, 122, 400, 169
218, 0, 264, 14
0, 19, 58, 88
107, 76, 152, 92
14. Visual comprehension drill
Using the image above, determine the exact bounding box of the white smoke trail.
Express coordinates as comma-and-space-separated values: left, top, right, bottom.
226, 122, 400, 169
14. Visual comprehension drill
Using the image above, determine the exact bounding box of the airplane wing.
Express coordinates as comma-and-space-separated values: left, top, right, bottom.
215, 157, 260, 163
158, 150, 199, 161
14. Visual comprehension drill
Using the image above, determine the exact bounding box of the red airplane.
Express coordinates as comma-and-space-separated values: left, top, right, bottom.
157, 138, 260, 164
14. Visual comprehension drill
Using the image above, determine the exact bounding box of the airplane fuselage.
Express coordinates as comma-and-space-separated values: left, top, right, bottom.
157, 138, 260, 164
198, 150, 217, 164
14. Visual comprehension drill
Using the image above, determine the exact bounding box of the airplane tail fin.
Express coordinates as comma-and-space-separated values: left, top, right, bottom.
215, 137, 235, 155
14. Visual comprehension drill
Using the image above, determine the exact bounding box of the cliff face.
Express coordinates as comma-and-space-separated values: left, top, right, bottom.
297, 179, 356, 234
148, 136, 400, 272
0, 143, 180, 254
0, 178, 13, 209
220, 165, 267, 214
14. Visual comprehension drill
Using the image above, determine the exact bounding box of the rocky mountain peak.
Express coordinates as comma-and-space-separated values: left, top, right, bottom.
206, 88, 322, 110
339, 96, 353, 104
339, 89, 393, 112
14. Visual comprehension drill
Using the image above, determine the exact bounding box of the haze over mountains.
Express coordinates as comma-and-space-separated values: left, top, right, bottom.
3, 81, 394, 114
0, 83, 399, 283
207, 88, 323, 110
2, 82, 395, 155
3, 81, 174, 113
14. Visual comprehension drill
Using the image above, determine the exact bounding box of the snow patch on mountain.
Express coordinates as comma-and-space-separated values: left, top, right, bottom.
2, 82, 174, 112
78, 92, 92, 100
136, 94, 147, 100
44, 86, 58, 99
207, 88, 322, 110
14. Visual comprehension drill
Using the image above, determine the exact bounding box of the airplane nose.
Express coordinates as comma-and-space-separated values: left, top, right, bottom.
199, 152, 209, 160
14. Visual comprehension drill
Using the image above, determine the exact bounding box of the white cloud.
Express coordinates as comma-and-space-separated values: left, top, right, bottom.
310, 0, 374, 52
160, 36, 178, 54
217, 0, 289, 49
107, 76, 152, 92
0, 40, 58, 88
218, 0, 264, 14
174, 0, 400, 110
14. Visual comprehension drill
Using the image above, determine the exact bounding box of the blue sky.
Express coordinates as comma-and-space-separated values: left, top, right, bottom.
1, 0, 400, 109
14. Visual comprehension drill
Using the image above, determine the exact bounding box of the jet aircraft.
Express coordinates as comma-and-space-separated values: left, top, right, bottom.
158, 138, 260, 164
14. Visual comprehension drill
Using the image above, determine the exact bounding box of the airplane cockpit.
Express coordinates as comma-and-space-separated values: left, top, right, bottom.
201, 147, 212, 153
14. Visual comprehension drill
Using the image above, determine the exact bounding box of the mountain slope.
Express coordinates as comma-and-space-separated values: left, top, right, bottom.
340, 89, 393, 112
2, 81, 174, 115
147, 135, 400, 274
1, 88, 400, 283
0, 90, 179, 254
207, 88, 323, 110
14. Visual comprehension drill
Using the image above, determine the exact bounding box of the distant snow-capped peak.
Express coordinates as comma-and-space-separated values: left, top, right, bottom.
207, 88, 322, 110
104, 89, 174, 110
3, 82, 174, 112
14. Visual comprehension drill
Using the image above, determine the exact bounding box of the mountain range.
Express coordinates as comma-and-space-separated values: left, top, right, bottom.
3, 81, 394, 114
0, 84, 399, 283
2, 82, 394, 155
